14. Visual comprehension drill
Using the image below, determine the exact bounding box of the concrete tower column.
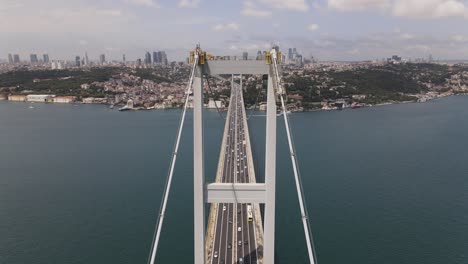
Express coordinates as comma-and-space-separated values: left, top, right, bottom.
193, 64, 205, 264
263, 73, 276, 264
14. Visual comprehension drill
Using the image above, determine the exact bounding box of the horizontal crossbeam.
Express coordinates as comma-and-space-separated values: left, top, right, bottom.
206, 183, 266, 203
205, 61, 269, 75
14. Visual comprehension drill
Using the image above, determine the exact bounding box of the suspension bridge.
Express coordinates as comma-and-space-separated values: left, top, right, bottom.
147, 46, 317, 264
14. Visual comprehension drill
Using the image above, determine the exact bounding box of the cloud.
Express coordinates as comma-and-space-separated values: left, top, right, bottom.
178, 0, 200, 8
212, 22, 240, 31
327, 0, 468, 19
308, 24, 319, 31
258, 0, 309, 11
393, 0, 468, 18
124, 0, 159, 7
241, 1, 272, 17
328, 0, 389, 11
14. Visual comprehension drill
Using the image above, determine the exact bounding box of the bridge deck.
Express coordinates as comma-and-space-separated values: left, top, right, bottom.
205, 81, 263, 264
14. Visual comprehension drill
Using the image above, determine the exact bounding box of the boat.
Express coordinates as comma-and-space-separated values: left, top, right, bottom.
109, 104, 114, 109
28, 106, 35, 109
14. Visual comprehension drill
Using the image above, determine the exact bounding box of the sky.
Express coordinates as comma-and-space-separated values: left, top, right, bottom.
2, 0, 468, 62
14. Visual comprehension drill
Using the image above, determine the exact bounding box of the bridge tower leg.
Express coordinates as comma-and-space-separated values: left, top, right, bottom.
193, 63, 205, 264
263, 74, 276, 263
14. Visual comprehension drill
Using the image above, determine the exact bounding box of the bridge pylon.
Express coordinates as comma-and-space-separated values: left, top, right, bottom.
190, 47, 277, 264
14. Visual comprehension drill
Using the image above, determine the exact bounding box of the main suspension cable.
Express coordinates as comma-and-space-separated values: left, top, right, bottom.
270, 50, 318, 264
148, 54, 199, 264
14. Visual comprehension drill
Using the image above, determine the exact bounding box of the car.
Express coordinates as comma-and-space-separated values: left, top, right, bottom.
223, 205, 226, 211
220, 260, 225, 264
244, 240, 248, 245
228, 243, 232, 249
229, 219, 233, 224
239, 257, 244, 264
238, 240, 242, 246
214, 251, 218, 258
238, 226, 242, 232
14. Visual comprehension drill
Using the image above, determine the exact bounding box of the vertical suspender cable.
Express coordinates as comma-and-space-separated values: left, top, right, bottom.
148, 54, 199, 264
271, 51, 318, 264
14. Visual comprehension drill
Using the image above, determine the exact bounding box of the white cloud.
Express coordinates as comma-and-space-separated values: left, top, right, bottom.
451, 34, 468, 42
393, 0, 468, 18
308, 24, 319, 31
212, 22, 239, 32
79, 40, 88, 46
328, 0, 468, 18
328, 0, 389, 11
124, 0, 159, 7
178, 0, 200, 8
241, 1, 272, 17
258, 0, 309, 11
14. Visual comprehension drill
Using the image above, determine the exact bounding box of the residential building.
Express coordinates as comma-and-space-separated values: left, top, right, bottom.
13, 54, 20, 63
8, 54, 13, 64
30, 54, 38, 64
43, 54, 50, 63
27, 94, 55, 102
53, 96, 76, 103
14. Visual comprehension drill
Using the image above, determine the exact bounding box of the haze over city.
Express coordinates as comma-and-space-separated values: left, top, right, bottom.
2, 0, 468, 61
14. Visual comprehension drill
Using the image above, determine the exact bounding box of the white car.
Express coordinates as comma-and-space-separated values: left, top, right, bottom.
214, 251, 218, 258
238, 226, 242, 232
223, 206, 226, 211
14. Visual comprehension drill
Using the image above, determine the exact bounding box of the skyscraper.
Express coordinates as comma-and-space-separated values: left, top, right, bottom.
43, 54, 50, 63
145, 52, 152, 65
75, 56, 81, 67
257, 50, 262, 60
8, 54, 13, 64
13, 54, 20, 63
30, 54, 38, 64
123, 54, 126, 64
288, 48, 293, 60
242, 52, 248, 60
99, 54, 106, 64
84, 52, 89, 66
153, 51, 159, 64
160, 51, 168, 65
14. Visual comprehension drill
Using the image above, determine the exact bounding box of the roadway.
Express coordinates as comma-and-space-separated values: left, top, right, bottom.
209, 82, 258, 264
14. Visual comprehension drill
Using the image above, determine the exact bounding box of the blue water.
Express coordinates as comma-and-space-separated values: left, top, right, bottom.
1, 97, 467, 264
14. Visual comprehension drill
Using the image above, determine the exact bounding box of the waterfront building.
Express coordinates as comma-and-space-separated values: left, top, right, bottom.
8, 95, 27, 102
43, 54, 50, 63
53, 96, 76, 103
8, 54, 13, 64
26, 94, 55, 102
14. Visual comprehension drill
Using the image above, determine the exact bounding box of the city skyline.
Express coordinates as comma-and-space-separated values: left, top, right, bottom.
2, 0, 468, 61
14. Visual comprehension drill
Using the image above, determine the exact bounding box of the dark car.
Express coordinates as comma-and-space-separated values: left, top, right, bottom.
228, 243, 232, 249
244, 240, 248, 245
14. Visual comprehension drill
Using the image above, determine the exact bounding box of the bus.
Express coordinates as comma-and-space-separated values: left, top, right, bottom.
247, 205, 253, 222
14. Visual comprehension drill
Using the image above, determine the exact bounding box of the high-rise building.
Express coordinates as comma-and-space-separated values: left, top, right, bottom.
84, 52, 89, 66
8, 54, 13, 64
145, 52, 152, 64
43, 54, 50, 63
99, 54, 106, 64
257, 50, 262, 60
288, 48, 293, 60
160, 51, 168, 65
30, 54, 38, 64
13, 54, 20, 63
136, 58, 142, 67
123, 54, 126, 64
75, 56, 81, 67
153, 51, 159, 64
242, 52, 248, 60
